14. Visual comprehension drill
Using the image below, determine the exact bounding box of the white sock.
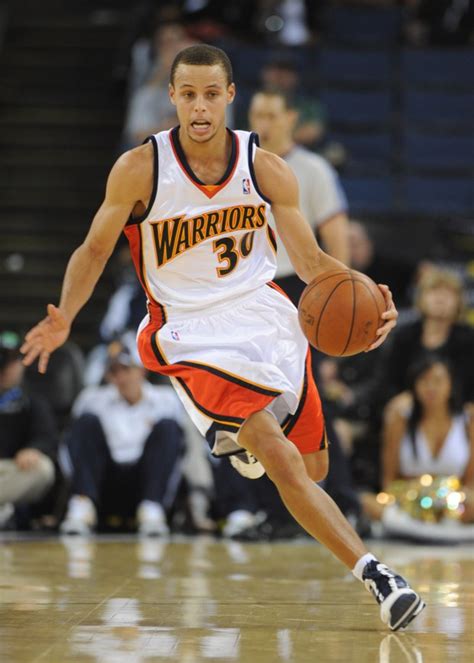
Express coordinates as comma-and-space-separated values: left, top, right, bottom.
352, 552, 377, 581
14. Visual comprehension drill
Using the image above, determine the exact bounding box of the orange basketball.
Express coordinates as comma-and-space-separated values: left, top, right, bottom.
298, 269, 386, 356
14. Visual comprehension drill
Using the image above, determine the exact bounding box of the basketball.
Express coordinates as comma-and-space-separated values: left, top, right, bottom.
298, 269, 386, 356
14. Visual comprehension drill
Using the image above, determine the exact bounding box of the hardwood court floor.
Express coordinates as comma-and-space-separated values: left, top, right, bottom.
0, 535, 472, 662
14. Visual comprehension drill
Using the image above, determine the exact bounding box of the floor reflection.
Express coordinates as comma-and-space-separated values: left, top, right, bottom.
0, 536, 472, 662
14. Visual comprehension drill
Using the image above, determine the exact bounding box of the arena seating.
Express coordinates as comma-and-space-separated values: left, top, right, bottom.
402, 131, 474, 172
319, 49, 392, 87
323, 6, 402, 48
401, 49, 474, 88
1, 2, 473, 345
403, 89, 474, 130
340, 176, 394, 215
401, 176, 474, 215
320, 90, 392, 130
0, 2, 124, 345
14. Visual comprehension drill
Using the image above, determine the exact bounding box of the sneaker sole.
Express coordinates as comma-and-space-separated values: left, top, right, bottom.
229, 453, 266, 479
390, 594, 426, 631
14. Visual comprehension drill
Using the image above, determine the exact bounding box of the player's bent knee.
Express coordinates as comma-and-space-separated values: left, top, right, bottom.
263, 442, 308, 490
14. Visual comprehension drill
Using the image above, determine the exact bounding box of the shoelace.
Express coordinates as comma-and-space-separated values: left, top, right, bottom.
364, 563, 405, 604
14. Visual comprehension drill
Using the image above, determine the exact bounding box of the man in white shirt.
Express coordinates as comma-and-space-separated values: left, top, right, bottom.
61, 339, 185, 536
229, 89, 359, 539
249, 88, 349, 304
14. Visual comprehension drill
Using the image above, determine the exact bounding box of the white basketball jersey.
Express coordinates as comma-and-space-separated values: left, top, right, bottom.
124, 128, 277, 320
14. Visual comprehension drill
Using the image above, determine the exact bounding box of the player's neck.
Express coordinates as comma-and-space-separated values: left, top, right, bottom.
178, 125, 230, 163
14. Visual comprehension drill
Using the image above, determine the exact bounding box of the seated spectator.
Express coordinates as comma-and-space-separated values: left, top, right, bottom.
0, 331, 57, 529
23, 341, 85, 431
361, 355, 474, 541
259, 58, 327, 150
61, 338, 185, 536
83, 245, 146, 385
319, 266, 474, 488
122, 21, 195, 148
249, 88, 349, 286
381, 267, 474, 407
349, 220, 416, 312
261, 0, 313, 46
405, 0, 474, 46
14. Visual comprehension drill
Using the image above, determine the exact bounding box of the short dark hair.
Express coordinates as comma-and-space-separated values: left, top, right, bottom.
170, 44, 233, 86
264, 57, 298, 73
407, 354, 462, 455
252, 88, 297, 111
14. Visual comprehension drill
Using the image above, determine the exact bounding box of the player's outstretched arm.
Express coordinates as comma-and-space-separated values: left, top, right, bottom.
254, 148, 398, 348
21, 145, 151, 373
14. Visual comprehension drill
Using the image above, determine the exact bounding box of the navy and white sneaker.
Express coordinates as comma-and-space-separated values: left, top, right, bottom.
363, 560, 425, 631
229, 451, 266, 479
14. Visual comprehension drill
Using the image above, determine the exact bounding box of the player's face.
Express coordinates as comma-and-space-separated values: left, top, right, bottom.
248, 94, 296, 149
414, 363, 452, 410
169, 64, 235, 143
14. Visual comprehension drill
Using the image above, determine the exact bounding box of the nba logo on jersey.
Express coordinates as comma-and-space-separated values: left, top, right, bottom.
242, 178, 251, 194
171, 330, 180, 341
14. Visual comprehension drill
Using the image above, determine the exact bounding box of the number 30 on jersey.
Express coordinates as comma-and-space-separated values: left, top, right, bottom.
213, 232, 255, 277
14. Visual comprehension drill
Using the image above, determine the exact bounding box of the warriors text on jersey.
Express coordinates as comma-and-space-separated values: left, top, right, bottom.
124, 128, 277, 319
127, 127, 325, 458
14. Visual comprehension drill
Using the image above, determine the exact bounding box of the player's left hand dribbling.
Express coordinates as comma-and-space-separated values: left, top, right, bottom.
365, 284, 398, 352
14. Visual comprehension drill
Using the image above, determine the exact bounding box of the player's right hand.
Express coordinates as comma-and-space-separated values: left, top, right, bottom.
20, 304, 71, 374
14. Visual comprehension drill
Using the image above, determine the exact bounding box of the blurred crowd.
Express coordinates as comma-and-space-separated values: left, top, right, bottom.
1, 0, 473, 544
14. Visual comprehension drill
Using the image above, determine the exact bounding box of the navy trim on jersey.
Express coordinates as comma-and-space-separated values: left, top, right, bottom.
178, 360, 282, 397
267, 225, 277, 253
281, 363, 309, 436
149, 331, 244, 428
206, 423, 246, 457
170, 126, 237, 186
248, 132, 272, 205
150, 328, 167, 367
126, 134, 159, 226
176, 376, 244, 427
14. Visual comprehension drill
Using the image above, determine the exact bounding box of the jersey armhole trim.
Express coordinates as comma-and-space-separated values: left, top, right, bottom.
248, 132, 272, 205
126, 134, 159, 226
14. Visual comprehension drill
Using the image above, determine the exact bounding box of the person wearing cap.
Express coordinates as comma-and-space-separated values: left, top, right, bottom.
61, 337, 187, 536
0, 331, 57, 528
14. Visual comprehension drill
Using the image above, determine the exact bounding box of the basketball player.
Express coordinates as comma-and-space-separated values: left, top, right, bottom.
21, 45, 424, 630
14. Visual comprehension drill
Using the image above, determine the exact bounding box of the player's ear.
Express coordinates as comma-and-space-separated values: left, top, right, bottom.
227, 82, 236, 105
169, 83, 176, 106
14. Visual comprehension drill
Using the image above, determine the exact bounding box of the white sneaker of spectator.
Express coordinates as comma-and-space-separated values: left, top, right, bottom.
222, 509, 257, 538
136, 500, 169, 537
188, 490, 216, 532
61, 495, 97, 536
0, 503, 14, 529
